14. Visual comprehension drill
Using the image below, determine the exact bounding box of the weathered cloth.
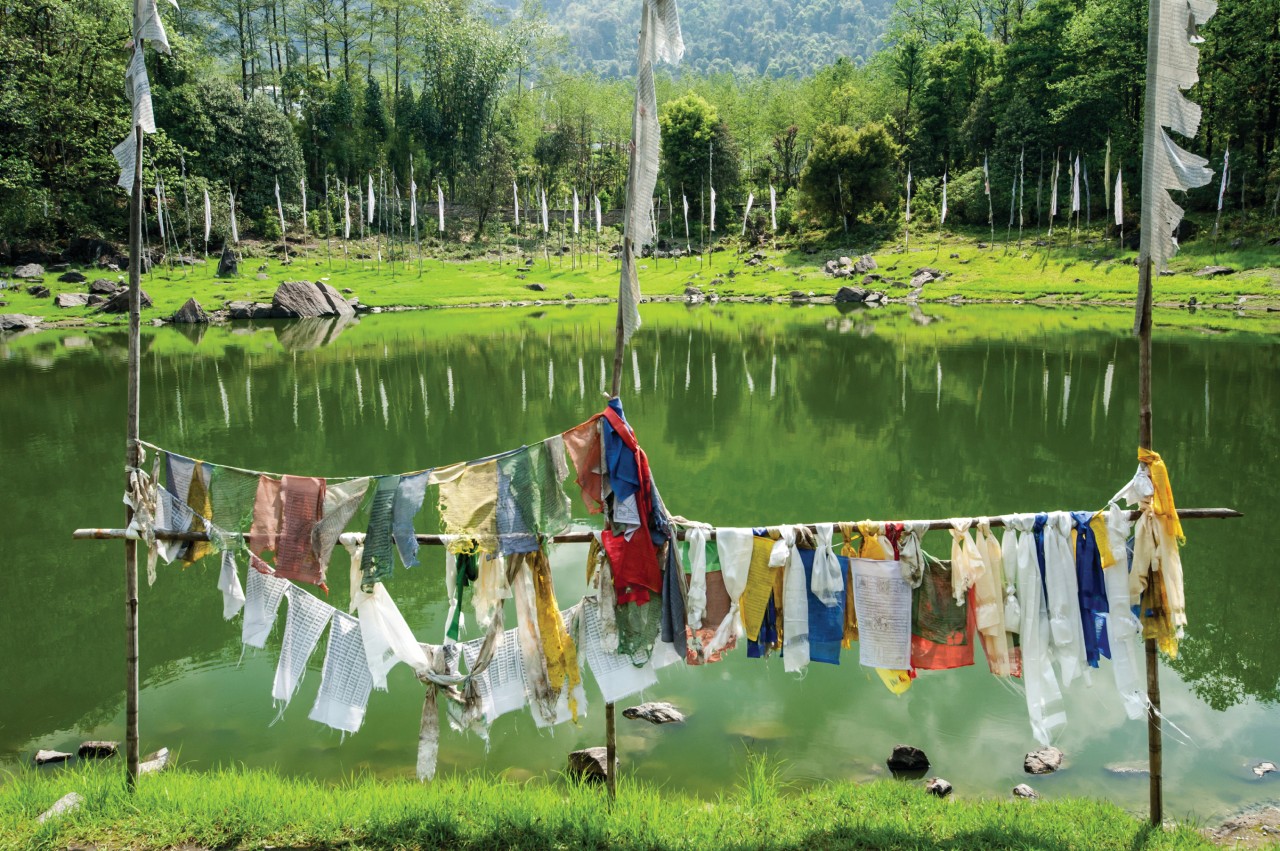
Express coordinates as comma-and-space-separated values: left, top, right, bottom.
775, 526, 811, 673
360, 475, 402, 591
1102, 504, 1147, 719
973, 519, 1013, 676
183, 462, 214, 566
391, 471, 431, 568
309, 610, 375, 734
218, 550, 246, 620
708, 527, 754, 657
562, 416, 604, 514
436, 460, 499, 553
740, 534, 778, 642
273, 475, 328, 589
658, 542, 688, 661
497, 438, 571, 554
1071, 511, 1111, 668
580, 595, 658, 702
601, 401, 662, 604
1007, 514, 1066, 745
208, 464, 262, 554
248, 476, 282, 570
511, 551, 583, 726
273, 585, 334, 709
851, 557, 913, 670
311, 477, 370, 569
1036, 512, 1088, 686
242, 564, 290, 649
801, 548, 845, 665
948, 519, 985, 605
910, 557, 976, 670
810, 523, 844, 607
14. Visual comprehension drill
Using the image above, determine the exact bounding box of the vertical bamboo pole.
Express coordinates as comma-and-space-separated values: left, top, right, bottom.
125, 122, 144, 792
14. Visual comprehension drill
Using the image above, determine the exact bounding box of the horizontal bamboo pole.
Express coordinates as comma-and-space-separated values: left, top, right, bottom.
72, 507, 1243, 544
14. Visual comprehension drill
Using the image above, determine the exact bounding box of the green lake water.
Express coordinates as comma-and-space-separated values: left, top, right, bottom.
1, 302, 1276, 819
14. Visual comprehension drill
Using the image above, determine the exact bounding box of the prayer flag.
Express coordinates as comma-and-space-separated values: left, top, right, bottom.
437, 184, 444, 233
229, 190, 239, 243
573, 189, 580, 234
155, 181, 165, 239
940, 172, 948, 225
769, 184, 777, 232
595, 194, 602, 233
203, 188, 211, 243
409, 172, 417, 229
682, 193, 689, 239
541, 188, 548, 234
1114, 169, 1123, 227
742, 192, 754, 236
1072, 155, 1081, 213
112, 135, 137, 193
1083, 158, 1091, 221
1104, 138, 1112, 210
1217, 146, 1230, 210
300, 177, 308, 233
127, 47, 155, 134
1049, 158, 1059, 218
905, 168, 912, 222
513, 182, 520, 226
133, 0, 173, 54
710, 186, 716, 232
983, 154, 990, 195
344, 189, 351, 239
367, 173, 375, 224
274, 178, 286, 236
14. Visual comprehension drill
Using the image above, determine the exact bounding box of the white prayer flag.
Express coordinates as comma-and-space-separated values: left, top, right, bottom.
1115, 169, 1123, 227
126, 48, 155, 134
274, 178, 286, 236
203, 188, 211, 243
513, 182, 520, 226
540, 188, 549, 234
983, 154, 990, 195
905, 169, 912, 222
133, 0, 173, 54
573, 189, 580, 234
409, 174, 417, 229
437, 184, 444, 233
940, 172, 948, 225
682, 193, 689, 239
709, 186, 717, 232
300, 178, 308, 232
595, 194, 602, 233
1072, 155, 1081, 213
367, 173, 375, 224
769, 184, 777, 232
742, 192, 754, 235
1049, 158, 1059, 218
112, 134, 137, 193
344, 190, 351, 239
155, 181, 165, 239
229, 190, 239, 244
1217, 146, 1230, 211
1104, 138, 1112, 211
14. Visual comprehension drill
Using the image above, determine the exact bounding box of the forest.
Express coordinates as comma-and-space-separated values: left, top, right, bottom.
1, 0, 1277, 246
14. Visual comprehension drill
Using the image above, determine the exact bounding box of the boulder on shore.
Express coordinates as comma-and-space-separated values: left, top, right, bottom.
171, 297, 210, 324
835, 286, 868, 303
89, 278, 121, 295
1024, 746, 1063, 775
567, 747, 613, 783
886, 745, 930, 774
270, 280, 355, 319
1194, 265, 1235, 278
13, 263, 44, 279
78, 741, 118, 760
1012, 783, 1039, 800
216, 247, 238, 278
98, 289, 152, 313
54, 292, 89, 308
33, 749, 72, 765
1, 314, 41, 332
57, 271, 86, 283
926, 777, 953, 798
27, 285, 50, 298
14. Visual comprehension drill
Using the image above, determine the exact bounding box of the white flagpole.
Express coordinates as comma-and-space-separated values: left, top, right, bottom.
437, 183, 444, 234
229, 190, 239, 246
203, 187, 211, 259
367, 173, 375, 225
905, 167, 912, 253
1115, 169, 1124, 250
1213, 145, 1230, 237
769, 184, 777, 233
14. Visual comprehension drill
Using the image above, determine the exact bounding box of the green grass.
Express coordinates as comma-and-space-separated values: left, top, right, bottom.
3, 222, 1276, 326
0, 759, 1217, 850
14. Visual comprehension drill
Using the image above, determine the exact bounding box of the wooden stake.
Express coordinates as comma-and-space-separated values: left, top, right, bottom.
125, 122, 143, 793
1136, 255, 1162, 826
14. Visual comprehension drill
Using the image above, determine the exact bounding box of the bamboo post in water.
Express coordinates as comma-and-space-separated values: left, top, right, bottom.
1136, 254, 1162, 825
125, 121, 144, 793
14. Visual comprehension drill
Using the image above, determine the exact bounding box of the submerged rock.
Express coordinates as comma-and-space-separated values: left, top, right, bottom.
78, 741, 118, 759
567, 747, 612, 783
1012, 783, 1039, 800
622, 701, 686, 725
925, 777, 953, 798
1024, 746, 1063, 775
886, 744, 929, 774
1104, 762, 1149, 777
33, 749, 73, 765
1253, 761, 1277, 778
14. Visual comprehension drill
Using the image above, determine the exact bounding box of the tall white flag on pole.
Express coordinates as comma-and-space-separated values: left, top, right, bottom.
742, 192, 754, 235
1072, 155, 1081, 213
682, 193, 690, 239
1049, 157, 1059, 219
155, 181, 165, 239
940, 172, 948, 225
573, 189, 580, 234
229, 191, 239, 244
203, 188, 211, 244
905, 169, 913, 222
274, 178, 286, 236
367, 173, 375, 224
540, 188, 549, 234
1217, 146, 1230, 210
709, 186, 717, 232
513, 182, 520, 227
300, 177, 308, 232
409, 173, 417, 229
437, 184, 444, 233
1115, 170, 1123, 227
344, 188, 351, 239
769, 185, 777, 232
595, 194, 602, 233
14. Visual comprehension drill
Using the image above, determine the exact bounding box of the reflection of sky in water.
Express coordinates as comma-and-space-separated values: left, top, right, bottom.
1, 304, 1276, 820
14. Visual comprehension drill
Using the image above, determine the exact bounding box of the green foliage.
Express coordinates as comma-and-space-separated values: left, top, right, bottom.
799, 122, 900, 226
659, 93, 741, 207
260, 206, 282, 239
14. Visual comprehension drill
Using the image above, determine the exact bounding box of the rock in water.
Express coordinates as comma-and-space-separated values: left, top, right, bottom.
33, 749, 73, 765
270, 281, 355, 318
1253, 761, 1277, 778
98, 289, 152, 313
37, 792, 83, 824
54, 293, 88, 308
57, 271, 86, 283
1012, 784, 1039, 800
0, 314, 41, 332
925, 777, 953, 798
567, 747, 612, 783
1024, 746, 1063, 775
13, 263, 44, 279
622, 701, 686, 725
139, 747, 171, 775
78, 741, 119, 759
171, 297, 210, 324
886, 745, 930, 773
216, 247, 238, 277
834, 286, 868, 303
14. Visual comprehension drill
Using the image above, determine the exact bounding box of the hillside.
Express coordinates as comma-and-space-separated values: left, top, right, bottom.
522, 0, 894, 76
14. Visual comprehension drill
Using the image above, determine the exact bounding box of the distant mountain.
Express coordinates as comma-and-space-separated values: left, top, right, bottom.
523, 0, 893, 77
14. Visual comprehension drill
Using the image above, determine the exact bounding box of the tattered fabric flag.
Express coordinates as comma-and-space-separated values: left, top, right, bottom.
540, 188, 549, 234
1115, 169, 1124, 227
112, 135, 137, 193
126, 47, 155, 134
595, 194, 602, 233
681, 193, 689, 239
905, 168, 912, 222
437, 184, 444, 233
308, 610, 375, 734
367, 173, 375, 224
1049, 157, 1060, 219
572, 189, 580, 234
155, 182, 165, 239
1137, 0, 1216, 293
1083, 158, 1091, 223
203, 188, 211, 244
275, 179, 286, 237
940, 172, 948, 226
513, 182, 520, 226
409, 172, 417, 229
742, 192, 754, 236
983, 154, 990, 195
769, 184, 777, 232
1072, 155, 1081, 213
229, 191, 239, 243
300, 177, 308, 233
243, 565, 290, 649
1104, 138, 1112, 210
709, 186, 717, 232
132, 0, 174, 54
343, 189, 351, 239
1217, 146, 1230, 210
272, 585, 334, 709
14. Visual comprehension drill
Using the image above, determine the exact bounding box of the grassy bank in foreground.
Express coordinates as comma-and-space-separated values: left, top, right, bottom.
0, 761, 1216, 851
3, 226, 1277, 326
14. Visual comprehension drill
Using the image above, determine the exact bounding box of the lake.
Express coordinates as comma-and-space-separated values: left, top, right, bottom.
1, 302, 1275, 820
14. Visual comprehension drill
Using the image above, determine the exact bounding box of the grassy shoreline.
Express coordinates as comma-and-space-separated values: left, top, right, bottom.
3, 227, 1277, 328
0, 760, 1221, 850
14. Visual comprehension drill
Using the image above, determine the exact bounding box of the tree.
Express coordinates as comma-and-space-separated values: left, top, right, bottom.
658, 93, 741, 208
799, 122, 901, 226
